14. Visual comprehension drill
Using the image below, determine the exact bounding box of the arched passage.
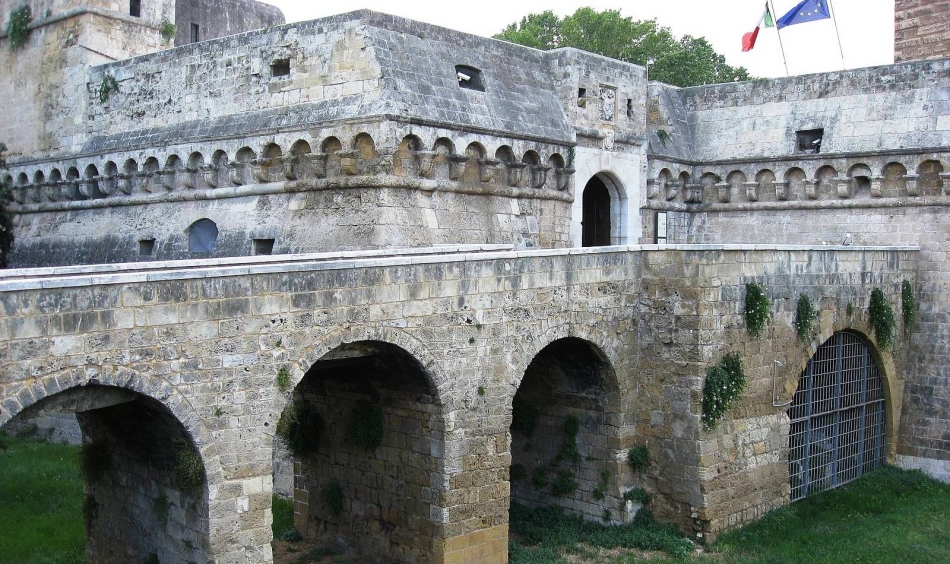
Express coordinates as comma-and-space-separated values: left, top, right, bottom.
582, 176, 612, 246
509, 337, 622, 523
1, 385, 210, 562
278, 340, 444, 562
788, 332, 887, 501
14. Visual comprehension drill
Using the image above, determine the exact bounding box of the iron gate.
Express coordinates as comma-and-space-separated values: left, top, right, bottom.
788, 332, 887, 501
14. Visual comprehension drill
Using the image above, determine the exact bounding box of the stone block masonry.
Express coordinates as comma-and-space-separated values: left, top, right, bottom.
896, 0, 950, 63
0, 244, 917, 562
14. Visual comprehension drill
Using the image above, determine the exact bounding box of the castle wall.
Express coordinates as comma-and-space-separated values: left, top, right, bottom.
896, 0, 950, 63
174, 0, 284, 46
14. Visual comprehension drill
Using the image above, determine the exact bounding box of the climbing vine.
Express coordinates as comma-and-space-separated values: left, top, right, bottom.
99, 74, 119, 103
869, 287, 896, 351
794, 293, 819, 342
6, 5, 31, 51
744, 282, 771, 339
901, 280, 917, 333
701, 352, 745, 431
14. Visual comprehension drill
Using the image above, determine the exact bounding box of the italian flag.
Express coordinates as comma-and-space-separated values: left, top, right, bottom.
742, 3, 775, 52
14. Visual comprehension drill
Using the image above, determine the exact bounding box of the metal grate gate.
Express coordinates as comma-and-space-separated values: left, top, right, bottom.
788, 332, 887, 501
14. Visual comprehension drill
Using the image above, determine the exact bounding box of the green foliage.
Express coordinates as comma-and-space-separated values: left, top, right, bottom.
510, 463, 527, 482
602, 509, 612, 522
511, 399, 540, 438
795, 293, 819, 342
276, 367, 291, 392
869, 287, 896, 351
271, 494, 302, 541
276, 397, 324, 456
745, 282, 771, 339
346, 402, 384, 451
655, 129, 671, 146
901, 280, 917, 333
623, 487, 652, 505
159, 20, 177, 42
701, 352, 746, 431
554, 415, 580, 466
153, 494, 170, 526
0, 143, 15, 268
495, 8, 751, 87
0, 435, 85, 562
213, 405, 224, 417
592, 468, 610, 500
174, 448, 204, 492
99, 74, 119, 103
716, 467, 950, 563
6, 5, 31, 51
847, 301, 855, 317
550, 471, 578, 497
321, 480, 343, 517
509, 502, 693, 560
79, 442, 111, 482
626, 446, 650, 472
531, 466, 549, 490
477, 385, 485, 396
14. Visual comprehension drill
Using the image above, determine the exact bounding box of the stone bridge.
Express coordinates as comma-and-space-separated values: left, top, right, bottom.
0, 243, 916, 563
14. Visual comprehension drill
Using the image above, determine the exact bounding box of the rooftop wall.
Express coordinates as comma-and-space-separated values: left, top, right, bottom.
174, 0, 284, 47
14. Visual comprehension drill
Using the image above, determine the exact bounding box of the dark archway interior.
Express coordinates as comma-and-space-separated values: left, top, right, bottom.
582, 176, 612, 247
509, 338, 621, 522
283, 341, 443, 562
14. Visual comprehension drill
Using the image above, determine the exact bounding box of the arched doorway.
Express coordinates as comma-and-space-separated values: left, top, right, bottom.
277, 341, 444, 562
788, 332, 887, 501
582, 176, 611, 247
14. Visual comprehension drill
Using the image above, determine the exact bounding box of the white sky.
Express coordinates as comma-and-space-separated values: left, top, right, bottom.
261, 0, 894, 79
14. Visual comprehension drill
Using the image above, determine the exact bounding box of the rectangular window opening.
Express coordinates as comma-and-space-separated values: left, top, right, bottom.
254, 238, 275, 255
190, 23, 200, 44
139, 238, 155, 256
455, 65, 485, 92
796, 128, 824, 154
577, 87, 587, 108
271, 59, 291, 78
130, 0, 141, 17
626, 98, 634, 119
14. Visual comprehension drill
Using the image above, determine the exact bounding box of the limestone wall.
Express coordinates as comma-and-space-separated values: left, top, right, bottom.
174, 0, 284, 47
896, 0, 950, 63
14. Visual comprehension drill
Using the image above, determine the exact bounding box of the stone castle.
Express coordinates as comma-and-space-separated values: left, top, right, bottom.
0, 1, 946, 562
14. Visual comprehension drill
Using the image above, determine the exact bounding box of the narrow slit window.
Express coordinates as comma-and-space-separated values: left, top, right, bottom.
130, 0, 141, 17
190, 23, 200, 44
454, 65, 484, 91
253, 238, 275, 255
626, 98, 634, 119
577, 87, 587, 108
271, 59, 291, 78
796, 128, 824, 154
139, 238, 155, 256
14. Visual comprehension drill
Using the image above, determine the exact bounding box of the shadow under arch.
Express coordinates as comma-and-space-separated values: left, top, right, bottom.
579, 170, 629, 247
0, 371, 221, 562
782, 329, 897, 501
274, 330, 448, 562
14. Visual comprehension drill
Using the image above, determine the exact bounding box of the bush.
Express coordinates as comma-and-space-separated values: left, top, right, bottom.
6, 5, 31, 51
701, 352, 745, 431
869, 288, 896, 350
276, 398, 324, 456
174, 448, 204, 492
795, 293, 819, 342
627, 446, 650, 471
745, 282, 771, 339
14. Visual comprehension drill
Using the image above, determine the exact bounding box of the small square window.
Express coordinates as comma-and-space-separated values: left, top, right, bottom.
139, 238, 155, 256
796, 128, 824, 154
577, 87, 587, 108
130, 0, 141, 18
253, 238, 275, 255
271, 59, 290, 78
455, 65, 485, 92
190, 23, 200, 44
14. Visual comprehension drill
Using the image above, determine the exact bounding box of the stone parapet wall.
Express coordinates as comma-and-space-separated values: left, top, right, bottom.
896, 0, 950, 63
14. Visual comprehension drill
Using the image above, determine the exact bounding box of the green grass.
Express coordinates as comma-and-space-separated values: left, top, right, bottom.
273, 494, 301, 541
0, 433, 85, 564
715, 466, 950, 563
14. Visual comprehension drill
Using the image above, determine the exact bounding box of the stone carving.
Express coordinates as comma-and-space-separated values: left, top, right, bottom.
600, 86, 616, 122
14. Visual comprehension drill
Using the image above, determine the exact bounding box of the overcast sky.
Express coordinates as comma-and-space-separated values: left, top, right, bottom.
261, 0, 894, 79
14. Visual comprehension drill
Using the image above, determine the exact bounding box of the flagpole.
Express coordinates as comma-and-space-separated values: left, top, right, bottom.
769, 0, 790, 76
827, 0, 847, 69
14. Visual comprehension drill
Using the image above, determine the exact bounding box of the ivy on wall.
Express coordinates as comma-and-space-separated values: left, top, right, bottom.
5, 5, 31, 51
701, 352, 745, 431
869, 288, 896, 351
744, 282, 771, 339
794, 294, 819, 343
901, 280, 917, 333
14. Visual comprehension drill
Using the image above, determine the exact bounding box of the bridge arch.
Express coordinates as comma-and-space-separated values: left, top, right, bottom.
0, 368, 223, 562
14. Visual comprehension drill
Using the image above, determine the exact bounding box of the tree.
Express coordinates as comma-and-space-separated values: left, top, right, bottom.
495, 8, 751, 87
0, 143, 14, 267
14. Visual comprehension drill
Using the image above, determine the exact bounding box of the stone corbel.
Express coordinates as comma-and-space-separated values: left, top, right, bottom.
684, 183, 704, 203
228, 162, 246, 186
28, 183, 42, 203
117, 173, 134, 195
137, 171, 154, 193
774, 180, 789, 201
478, 158, 501, 183
904, 174, 920, 196
448, 154, 469, 181
505, 162, 527, 187
804, 179, 818, 200
279, 156, 299, 181
158, 168, 175, 191
870, 176, 884, 198
62, 180, 80, 200
338, 150, 360, 176
413, 150, 438, 179
304, 153, 328, 179
250, 158, 272, 183
182, 167, 199, 189
836, 178, 852, 199
12, 185, 26, 204
646, 179, 660, 199
99, 174, 117, 196
742, 181, 759, 202
667, 181, 681, 201
200, 165, 219, 188
78, 177, 99, 199
46, 181, 62, 201
555, 167, 575, 192
716, 182, 731, 203
530, 165, 552, 189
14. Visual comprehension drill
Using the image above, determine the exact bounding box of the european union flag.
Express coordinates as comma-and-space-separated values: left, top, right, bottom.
776, 0, 831, 29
